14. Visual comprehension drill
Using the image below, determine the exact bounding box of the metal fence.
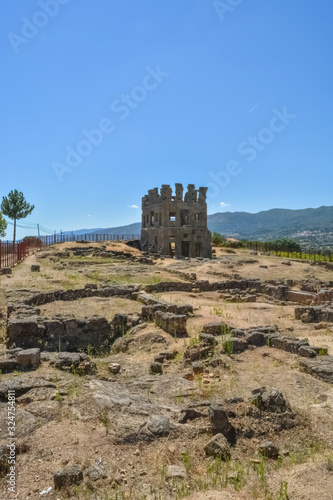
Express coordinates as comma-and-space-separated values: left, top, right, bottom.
0, 240, 38, 270
40, 233, 140, 245
0, 233, 140, 270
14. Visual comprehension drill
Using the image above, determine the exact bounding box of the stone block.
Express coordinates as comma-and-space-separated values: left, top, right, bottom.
16, 348, 40, 368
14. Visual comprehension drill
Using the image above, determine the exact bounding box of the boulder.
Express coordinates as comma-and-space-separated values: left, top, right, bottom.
147, 415, 170, 437
258, 441, 279, 459
86, 464, 107, 481
204, 434, 231, 460
251, 387, 290, 413
208, 404, 230, 434
0, 267, 12, 275
54, 465, 83, 489
76, 360, 96, 376
184, 344, 213, 361
199, 333, 216, 345
112, 314, 128, 336
149, 362, 163, 375
226, 337, 248, 354
179, 407, 204, 424
166, 465, 186, 479
109, 363, 121, 374
31, 265, 40, 272
192, 362, 204, 375
246, 331, 265, 346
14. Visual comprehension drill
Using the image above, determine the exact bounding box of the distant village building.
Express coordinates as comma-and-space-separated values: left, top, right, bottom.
141, 183, 212, 258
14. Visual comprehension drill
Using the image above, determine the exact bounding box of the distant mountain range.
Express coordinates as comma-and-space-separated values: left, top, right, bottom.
65, 206, 333, 247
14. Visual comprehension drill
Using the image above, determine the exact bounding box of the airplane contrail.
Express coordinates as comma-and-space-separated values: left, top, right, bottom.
248, 102, 261, 113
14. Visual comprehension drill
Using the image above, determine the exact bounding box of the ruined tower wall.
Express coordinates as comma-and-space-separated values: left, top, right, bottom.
141, 184, 212, 258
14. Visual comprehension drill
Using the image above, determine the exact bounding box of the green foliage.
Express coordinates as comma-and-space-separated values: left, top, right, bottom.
211, 231, 301, 253
326, 453, 333, 471
55, 390, 63, 402
223, 338, 234, 356
1, 190, 34, 243
0, 212, 7, 238
211, 232, 242, 248
211, 232, 227, 246
182, 451, 192, 472
23, 236, 42, 247
265, 238, 301, 253
99, 410, 109, 434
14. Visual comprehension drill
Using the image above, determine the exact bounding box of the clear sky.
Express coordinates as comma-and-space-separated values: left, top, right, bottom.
1, 0, 332, 240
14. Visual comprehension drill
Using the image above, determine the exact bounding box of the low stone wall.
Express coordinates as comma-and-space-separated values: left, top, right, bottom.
144, 279, 290, 301
145, 282, 193, 293
6, 285, 139, 317
135, 291, 193, 320
145, 278, 333, 306
7, 314, 114, 352
226, 326, 328, 358
203, 322, 231, 336
142, 304, 192, 321
153, 311, 187, 336
295, 305, 333, 323
311, 289, 333, 305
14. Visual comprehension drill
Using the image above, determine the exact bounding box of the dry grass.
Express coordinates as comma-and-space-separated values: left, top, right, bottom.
1, 242, 333, 499
39, 296, 142, 321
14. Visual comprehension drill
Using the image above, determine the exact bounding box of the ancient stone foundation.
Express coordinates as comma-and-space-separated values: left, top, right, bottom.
7, 315, 113, 352
153, 310, 187, 336
295, 305, 333, 323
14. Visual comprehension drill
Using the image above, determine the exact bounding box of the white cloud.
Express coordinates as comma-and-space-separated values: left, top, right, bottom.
87, 214, 92, 217
220, 202, 230, 208
129, 205, 139, 209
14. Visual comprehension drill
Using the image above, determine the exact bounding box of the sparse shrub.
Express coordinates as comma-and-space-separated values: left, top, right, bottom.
55, 390, 63, 402
223, 338, 233, 356
99, 410, 109, 434
182, 451, 192, 472
326, 453, 333, 471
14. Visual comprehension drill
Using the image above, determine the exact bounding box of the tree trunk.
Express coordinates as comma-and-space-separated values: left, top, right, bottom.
13, 218, 16, 245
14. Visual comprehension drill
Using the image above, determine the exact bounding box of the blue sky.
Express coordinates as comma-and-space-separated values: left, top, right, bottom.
1, 0, 332, 240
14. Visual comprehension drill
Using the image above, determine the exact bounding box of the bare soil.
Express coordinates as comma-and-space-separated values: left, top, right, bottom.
0, 243, 332, 500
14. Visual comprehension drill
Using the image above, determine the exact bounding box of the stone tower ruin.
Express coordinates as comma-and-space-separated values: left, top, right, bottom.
141, 183, 212, 258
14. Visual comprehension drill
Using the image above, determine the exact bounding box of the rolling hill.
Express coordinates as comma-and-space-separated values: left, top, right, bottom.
68, 206, 333, 247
